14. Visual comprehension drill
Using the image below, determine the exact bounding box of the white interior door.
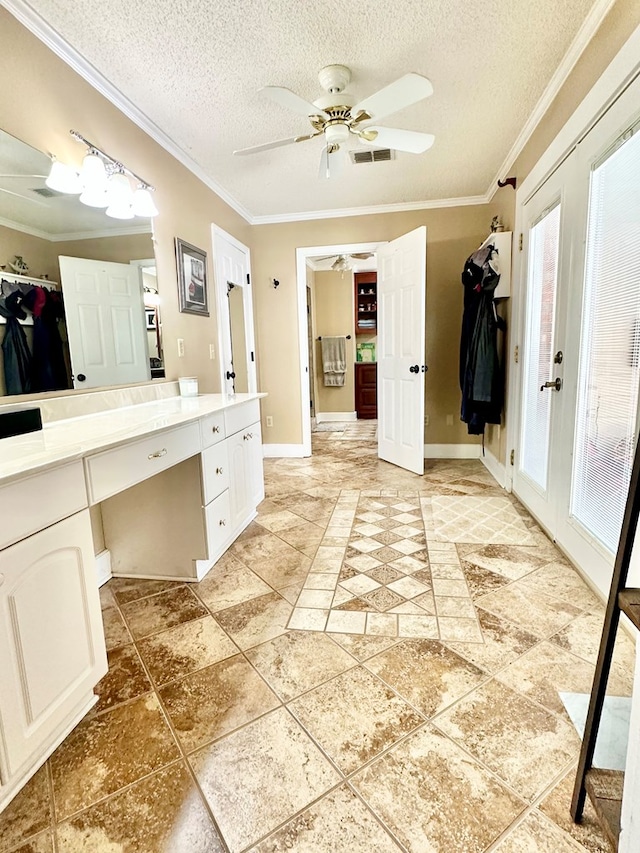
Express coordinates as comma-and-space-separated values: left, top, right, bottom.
212, 226, 257, 395
59, 256, 150, 389
377, 226, 427, 475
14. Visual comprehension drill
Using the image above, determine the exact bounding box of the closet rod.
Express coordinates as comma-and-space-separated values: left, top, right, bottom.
316, 335, 351, 340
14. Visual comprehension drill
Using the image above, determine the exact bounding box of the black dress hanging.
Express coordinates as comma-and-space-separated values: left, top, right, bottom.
0, 284, 33, 396
459, 244, 505, 435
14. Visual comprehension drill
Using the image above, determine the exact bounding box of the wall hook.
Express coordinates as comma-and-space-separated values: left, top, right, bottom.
497, 176, 517, 190
272, 279, 280, 289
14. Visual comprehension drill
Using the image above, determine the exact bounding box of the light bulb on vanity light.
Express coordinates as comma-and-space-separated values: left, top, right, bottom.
132, 186, 159, 218
45, 158, 82, 194
79, 151, 108, 207
106, 171, 134, 219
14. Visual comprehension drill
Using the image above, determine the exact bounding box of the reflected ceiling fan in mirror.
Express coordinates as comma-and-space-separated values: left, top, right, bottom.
233, 65, 434, 178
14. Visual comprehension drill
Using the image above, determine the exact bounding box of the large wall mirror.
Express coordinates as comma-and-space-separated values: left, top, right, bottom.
0, 128, 162, 398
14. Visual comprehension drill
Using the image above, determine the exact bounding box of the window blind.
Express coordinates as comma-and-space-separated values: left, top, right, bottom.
571, 126, 640, 552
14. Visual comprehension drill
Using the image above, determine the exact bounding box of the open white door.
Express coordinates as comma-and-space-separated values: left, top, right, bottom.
59, 256, 150, 389
212, 226, 257, 396
377, 226, 427, 474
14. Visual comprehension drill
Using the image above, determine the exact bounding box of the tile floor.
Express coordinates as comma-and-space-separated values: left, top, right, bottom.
0, 432, 636, 852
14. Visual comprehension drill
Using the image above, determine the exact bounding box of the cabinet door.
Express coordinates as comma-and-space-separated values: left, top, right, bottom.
227, 430, 251, 533
226, 423, 264, 535
246, 421, 265, 508
0, 511, 107, 780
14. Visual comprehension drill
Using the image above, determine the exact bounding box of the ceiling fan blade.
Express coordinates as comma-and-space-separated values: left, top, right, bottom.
233, 136, 300, 156
352, 73, 433, 123
360, 127, 435, 154
318, 146, 347, 180
260, 86, 328, 119
350, 253, 374, 260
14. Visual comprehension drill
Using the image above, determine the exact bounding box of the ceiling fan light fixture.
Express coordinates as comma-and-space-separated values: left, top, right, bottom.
332, 255, 351, 272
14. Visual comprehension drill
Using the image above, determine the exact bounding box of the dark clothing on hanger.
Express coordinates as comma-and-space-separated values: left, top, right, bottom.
459, 244, 504, 435
0, 281, 33, 395
23, 287, 69, 392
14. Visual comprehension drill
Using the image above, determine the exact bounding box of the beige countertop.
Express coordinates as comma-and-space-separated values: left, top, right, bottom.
0, 393, 266, 486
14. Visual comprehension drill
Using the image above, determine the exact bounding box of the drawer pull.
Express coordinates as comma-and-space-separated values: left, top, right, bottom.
219, 519, 226, 526
216, 467, 224, 474
212, 425, 220, 434
148, 448, 168, 460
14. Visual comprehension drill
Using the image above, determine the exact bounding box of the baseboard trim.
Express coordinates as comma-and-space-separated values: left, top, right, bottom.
424, 443, 482, 459
482, 447, 508, 488
263, 443, 307, 458
95, 549, 112, 587
316, 411, 357, 422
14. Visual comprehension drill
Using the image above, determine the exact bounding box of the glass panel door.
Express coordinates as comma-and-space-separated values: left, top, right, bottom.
520, 203, 561, 491
570, 124, 640, 553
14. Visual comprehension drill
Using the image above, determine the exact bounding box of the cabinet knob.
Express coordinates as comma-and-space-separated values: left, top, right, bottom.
212, 425, 220, 433
216, 467, 223, 474
243, 432, 253, 441
219, 519, 226, 526
148, 448, 168, 459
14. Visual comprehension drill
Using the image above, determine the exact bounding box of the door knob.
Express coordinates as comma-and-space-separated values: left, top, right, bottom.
421, 365, 429, 373
540, 378, 562, 391
409, 365, 420, 374
77, 373, 86, 382
226, 370, 236, 380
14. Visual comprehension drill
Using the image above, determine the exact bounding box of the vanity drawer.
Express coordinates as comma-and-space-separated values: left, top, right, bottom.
0, 462, 87, 551
204, 489, 232, 555
200, 412, 225, 450
224, 400, 261, 437
85, 423, 201, 504
201, 443, 230, 504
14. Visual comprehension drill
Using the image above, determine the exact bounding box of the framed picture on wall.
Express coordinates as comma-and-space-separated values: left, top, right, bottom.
175, 237, 209, 316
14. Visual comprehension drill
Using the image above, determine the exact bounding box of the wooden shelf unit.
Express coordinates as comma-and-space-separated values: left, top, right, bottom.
354, 271, 377, 335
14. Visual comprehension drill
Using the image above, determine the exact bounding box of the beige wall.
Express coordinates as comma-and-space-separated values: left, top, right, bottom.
0, 224, 60, 282
0, 7, 250, 397
313, 270, 356, 415
252, 206, 497, 446
55, 233, 153, 266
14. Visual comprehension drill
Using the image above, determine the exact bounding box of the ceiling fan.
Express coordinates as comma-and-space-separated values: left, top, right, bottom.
234, 65, 434, 178
316, 252, 374, 271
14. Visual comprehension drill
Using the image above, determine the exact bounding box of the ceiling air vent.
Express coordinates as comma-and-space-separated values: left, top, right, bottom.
351, 149, 394, 164
31, 186, 63, 198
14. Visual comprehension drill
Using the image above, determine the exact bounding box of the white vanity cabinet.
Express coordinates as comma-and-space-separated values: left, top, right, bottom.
227, 422, 264, 532
0, 476, 106, 812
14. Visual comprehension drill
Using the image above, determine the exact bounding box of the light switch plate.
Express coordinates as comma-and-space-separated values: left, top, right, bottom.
177, 338, 185, 357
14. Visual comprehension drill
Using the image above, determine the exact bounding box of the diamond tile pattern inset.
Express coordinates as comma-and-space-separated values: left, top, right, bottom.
431, 496, 536, 545
289, 492, 482, 641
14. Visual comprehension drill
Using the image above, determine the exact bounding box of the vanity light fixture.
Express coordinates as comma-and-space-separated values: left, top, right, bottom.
47, 131, 158, 217
45, 158, 82, 194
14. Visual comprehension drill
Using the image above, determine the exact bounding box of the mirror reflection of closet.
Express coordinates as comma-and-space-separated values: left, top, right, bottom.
213, 226, 256, 396
227, 283, 248, 393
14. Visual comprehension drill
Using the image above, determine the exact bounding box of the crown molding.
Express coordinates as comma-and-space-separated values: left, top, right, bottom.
251, 194, 490, 225
0, 214, 52, 241
486, 0, 617, 199
1, 0, 254, 225
0, 212, 151, 242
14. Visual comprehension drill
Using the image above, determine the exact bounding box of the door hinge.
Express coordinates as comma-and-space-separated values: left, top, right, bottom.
246, 273, 250, 285
519, 233, 523, 251
510, 449, 515, 466
514, 345, 519, 364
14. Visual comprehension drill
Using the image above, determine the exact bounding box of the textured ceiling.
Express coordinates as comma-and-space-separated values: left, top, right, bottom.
21, 0, 598, 218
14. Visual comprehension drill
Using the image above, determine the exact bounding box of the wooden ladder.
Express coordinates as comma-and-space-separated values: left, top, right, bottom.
571, 435, 640, 850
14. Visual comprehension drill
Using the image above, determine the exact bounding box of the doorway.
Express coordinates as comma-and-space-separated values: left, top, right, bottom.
295, 228, 427, 474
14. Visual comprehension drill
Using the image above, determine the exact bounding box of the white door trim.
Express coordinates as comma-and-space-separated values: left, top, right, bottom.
506, 29, 640, 491
295, 241, 386, 456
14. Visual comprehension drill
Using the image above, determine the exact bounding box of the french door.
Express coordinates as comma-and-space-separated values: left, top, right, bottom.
514, 75, 640, 596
